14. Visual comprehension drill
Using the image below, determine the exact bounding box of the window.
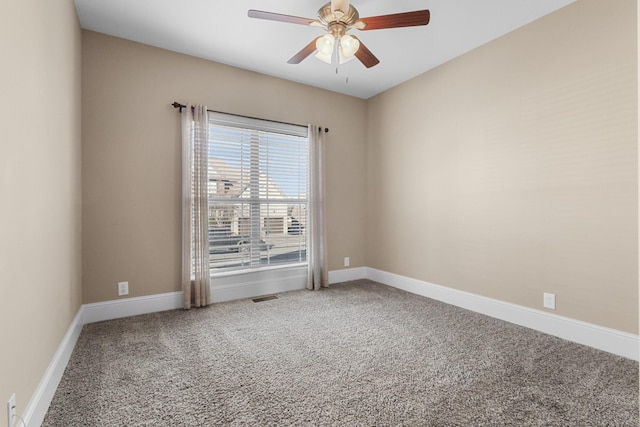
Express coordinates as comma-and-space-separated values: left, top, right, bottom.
206, 112, 308, 273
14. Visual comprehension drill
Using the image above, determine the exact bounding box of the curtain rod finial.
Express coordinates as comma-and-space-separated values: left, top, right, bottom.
172, 102, 186, 113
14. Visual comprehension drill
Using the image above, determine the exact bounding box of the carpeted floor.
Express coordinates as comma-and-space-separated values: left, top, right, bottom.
43, 280, 638, 426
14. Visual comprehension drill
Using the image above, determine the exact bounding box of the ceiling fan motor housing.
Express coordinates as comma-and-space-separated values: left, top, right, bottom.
317, 2, 359, 29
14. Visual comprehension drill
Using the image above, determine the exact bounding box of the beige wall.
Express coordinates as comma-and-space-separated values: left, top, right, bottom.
367, 0, 638, 333
81, 30, 367, 303
0, 0, 82, 421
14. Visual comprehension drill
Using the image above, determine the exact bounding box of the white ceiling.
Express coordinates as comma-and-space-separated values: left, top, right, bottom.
74, 0, 575, 99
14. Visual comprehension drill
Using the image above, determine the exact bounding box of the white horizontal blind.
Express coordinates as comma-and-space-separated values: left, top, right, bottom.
207, 112, 308, 272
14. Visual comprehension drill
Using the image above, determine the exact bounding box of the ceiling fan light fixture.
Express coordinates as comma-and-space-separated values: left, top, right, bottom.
339, 34, 360, 58
315, 34, 335, 64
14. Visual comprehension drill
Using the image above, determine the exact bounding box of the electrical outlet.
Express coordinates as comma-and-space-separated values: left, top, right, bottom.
543, 292, 556, 310
7, 394, 16, 427
344, 257, 350, 267
118, 281, 129, 296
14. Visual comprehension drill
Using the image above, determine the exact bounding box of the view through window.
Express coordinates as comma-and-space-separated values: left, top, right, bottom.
206, 113, 309, 273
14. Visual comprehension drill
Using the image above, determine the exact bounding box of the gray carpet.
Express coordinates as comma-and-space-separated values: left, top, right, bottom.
43, 280, 638, 426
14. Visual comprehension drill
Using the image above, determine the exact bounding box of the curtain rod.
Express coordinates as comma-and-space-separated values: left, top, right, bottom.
171, 102, 329, 133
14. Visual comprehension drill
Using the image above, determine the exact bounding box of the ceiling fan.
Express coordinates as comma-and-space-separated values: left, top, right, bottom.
248, 0, 430, 68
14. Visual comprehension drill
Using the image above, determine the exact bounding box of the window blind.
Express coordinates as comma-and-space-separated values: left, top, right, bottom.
207, 112, 309, 272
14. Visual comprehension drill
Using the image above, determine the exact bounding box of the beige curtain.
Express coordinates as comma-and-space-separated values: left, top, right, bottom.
181, 105, 211, 309
307, 125, 328, 290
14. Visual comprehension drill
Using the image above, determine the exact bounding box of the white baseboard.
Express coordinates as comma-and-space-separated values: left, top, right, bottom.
328, 267, 367, 284
82, 291, 184, 324
21, 309, 84, 427
365, 267, 639, 361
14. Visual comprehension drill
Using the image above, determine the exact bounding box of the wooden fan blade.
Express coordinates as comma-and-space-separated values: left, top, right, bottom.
248, 9, 317, 26
356, 10, 430, 31
352, 36, 379, 68
288, 37, 321, 64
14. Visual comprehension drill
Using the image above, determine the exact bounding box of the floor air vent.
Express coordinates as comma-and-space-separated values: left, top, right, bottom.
252, 295, 279, 303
